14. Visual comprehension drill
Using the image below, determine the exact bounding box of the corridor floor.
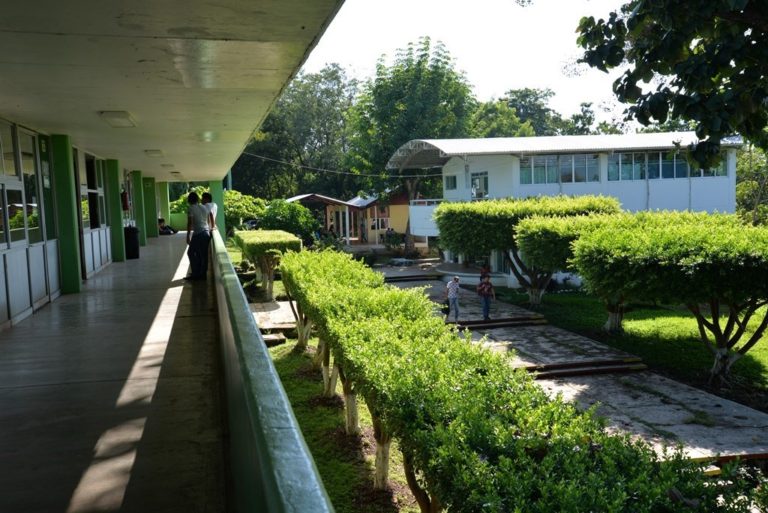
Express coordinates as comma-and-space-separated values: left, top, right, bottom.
0, 234, 226, 513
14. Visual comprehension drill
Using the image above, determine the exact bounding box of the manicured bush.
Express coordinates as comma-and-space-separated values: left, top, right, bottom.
572, 213, 768, 382
434, 195, 621, 305
279, 249, 762, 512
234, 229, 301, 301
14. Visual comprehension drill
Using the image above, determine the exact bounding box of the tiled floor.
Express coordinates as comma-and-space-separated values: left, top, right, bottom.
0, 234, 226, 513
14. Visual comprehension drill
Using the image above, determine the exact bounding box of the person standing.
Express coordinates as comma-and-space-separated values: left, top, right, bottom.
201, 192, 218, 231
445, 276, 461, 322
185, 192, 214, 280
477, 275, 496, 321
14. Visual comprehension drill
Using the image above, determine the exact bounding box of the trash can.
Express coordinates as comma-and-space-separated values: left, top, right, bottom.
124, 226, 140, 259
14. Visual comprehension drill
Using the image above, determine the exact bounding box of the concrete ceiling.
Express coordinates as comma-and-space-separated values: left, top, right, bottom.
0, 0, 343, 182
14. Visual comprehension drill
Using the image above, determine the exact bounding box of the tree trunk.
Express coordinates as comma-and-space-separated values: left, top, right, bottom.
371, 413, 391, 490
313, 337, 326, 369
295, 311, 312, 352
323, 365, 339, 397
259, 258, 274, 301
403, 452, 442, 513
708, 348, 741, 387
527, 287, 544, 306
338, 366, 359, 435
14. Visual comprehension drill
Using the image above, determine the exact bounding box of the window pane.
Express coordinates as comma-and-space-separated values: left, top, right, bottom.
533, 156, 546, 184
647, 152, 660, 179
716, 157, 728, 176
520, 157, 532, 184
662, 152, 675, 178
471, 172, 488, 199
633, 152, 645, 180
99, 196, 107, 227
559, 155, 573, 183
675, 156, 689, 178
39, 138, 56, 239
545, 155, 558, 183
573, 154, 587, 182
620, 153, 633, 180
20, 133, 42, 243
8, 188, 25, 242
0, 188, 6, 244
587, 154, 600, 182
444, 175, 457, 190
81, 194, 90, 226
607, 154, 620, 181
1, 122, 17, 178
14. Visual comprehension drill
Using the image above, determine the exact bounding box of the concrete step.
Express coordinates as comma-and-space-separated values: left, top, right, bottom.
262, 332, 287, 347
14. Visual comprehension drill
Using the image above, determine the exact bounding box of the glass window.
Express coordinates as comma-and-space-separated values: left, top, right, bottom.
675, 156, 689, 178
573, 154, 587, 183
587, 154, 600, 182
715, 158, 728, 176
1, 121, 17, 178
647, 152, 660, 179
0, 186, 6, 245
39, 137, 56, 239
545, 155, 558, 184
662, 152, 675, 178
620, 153, 633, 181
632, 152, 645, 180
19, 132, 42, 243
533, 156, 546, 184
559, 155, 573, 183
607, 154, 620, 181
7, 188, 25, 242
519, 157, 532, 184
444, 175, 457, 190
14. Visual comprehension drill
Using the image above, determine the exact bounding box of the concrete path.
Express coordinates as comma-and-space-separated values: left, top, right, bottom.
0, 234, 226, 513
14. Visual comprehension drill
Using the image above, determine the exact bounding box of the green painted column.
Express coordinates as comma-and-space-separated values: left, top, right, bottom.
157, 181, 171, 221
50, 134, 82, 294
104, 159, 126, 262
142, 177, 159, 238
131, 170, 147, 246
209, 179, 225, 240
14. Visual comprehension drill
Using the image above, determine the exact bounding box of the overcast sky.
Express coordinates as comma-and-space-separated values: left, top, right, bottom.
302, 0, 626, 118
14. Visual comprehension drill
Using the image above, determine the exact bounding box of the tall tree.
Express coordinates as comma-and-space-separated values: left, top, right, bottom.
578, 1, 768, 168
232, 64, 359, 199
503, 88, 562, 136
350, 37, 476, 251
736, 144, 768, 225
469, 100, 534, 138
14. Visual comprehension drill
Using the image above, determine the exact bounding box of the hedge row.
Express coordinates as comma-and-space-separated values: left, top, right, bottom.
279, 250, 759, 512
234, 229, 301, 301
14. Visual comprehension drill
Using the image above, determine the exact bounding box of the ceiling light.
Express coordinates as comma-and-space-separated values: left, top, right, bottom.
161, 163, 175, 169
144, 149, 164, 157
170, 171, 181, 174
199, 131, 217, 142
99, 111, 136, 128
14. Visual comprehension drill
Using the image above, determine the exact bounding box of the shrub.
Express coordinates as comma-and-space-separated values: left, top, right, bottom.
234, 229, 301, 301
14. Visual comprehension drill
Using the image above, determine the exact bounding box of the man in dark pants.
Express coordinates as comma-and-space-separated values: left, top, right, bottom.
185, 191, 214, 280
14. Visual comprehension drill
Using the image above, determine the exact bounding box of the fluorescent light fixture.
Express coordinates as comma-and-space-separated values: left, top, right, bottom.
144, 149, 164, 157
199, 131, 217, 142
99, 111, 136, 128
161, 164, 175, 169
170, 171, 181, 174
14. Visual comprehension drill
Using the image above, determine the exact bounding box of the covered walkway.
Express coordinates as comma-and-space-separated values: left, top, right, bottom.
0, 234, 226, 513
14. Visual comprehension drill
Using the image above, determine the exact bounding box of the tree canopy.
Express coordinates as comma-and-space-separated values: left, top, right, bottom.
578, 0, 768, 167
260, 199, 319, 245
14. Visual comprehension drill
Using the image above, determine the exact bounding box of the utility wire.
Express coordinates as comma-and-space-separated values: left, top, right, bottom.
240, 151, 443, 178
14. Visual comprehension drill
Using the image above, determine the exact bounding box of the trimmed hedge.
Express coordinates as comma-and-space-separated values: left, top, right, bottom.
234, 229, 301, 301
434, 195, 621, 304
280, 249, 761, 512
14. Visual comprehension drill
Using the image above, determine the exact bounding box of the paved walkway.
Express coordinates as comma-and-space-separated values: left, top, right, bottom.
0, 234, 226, 513
382, 272, 768, 461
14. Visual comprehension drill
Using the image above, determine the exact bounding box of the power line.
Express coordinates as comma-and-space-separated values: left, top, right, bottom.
240, 151, 443, 178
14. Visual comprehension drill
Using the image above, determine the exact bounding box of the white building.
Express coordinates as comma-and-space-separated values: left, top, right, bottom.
387, 132, 741, 238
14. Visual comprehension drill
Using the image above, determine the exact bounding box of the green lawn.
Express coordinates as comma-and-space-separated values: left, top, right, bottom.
496, 288, 768, 412
269, 341, 418, 513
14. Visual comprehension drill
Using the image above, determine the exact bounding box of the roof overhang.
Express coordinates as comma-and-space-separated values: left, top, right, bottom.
386, 132, 744, 170
0, 0, 344, 182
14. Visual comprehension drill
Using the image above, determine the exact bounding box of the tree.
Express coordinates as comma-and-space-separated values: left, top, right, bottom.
502, 88, 562, 136
572, 214, 768, 384
222, 189, 266, 232
736, 144, 768, 225
234, 230, 301, 302
578, 1, 768, 168
469, 100, 534, 138
350, 37, 476, 252
232, 64, 360, 199
260, 199, 319, 245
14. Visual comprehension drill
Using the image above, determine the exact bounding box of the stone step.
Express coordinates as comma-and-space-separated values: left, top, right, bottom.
262, 332, 287, 347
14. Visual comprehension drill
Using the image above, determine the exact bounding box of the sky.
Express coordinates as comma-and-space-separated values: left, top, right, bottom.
302, 0, 626, 119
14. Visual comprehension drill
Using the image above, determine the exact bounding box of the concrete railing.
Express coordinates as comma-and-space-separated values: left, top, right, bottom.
210, 231, 334, 513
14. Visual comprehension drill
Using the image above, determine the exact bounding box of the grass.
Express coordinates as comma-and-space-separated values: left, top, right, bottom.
496, 287, 768, 412
269, 340, 419, 513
